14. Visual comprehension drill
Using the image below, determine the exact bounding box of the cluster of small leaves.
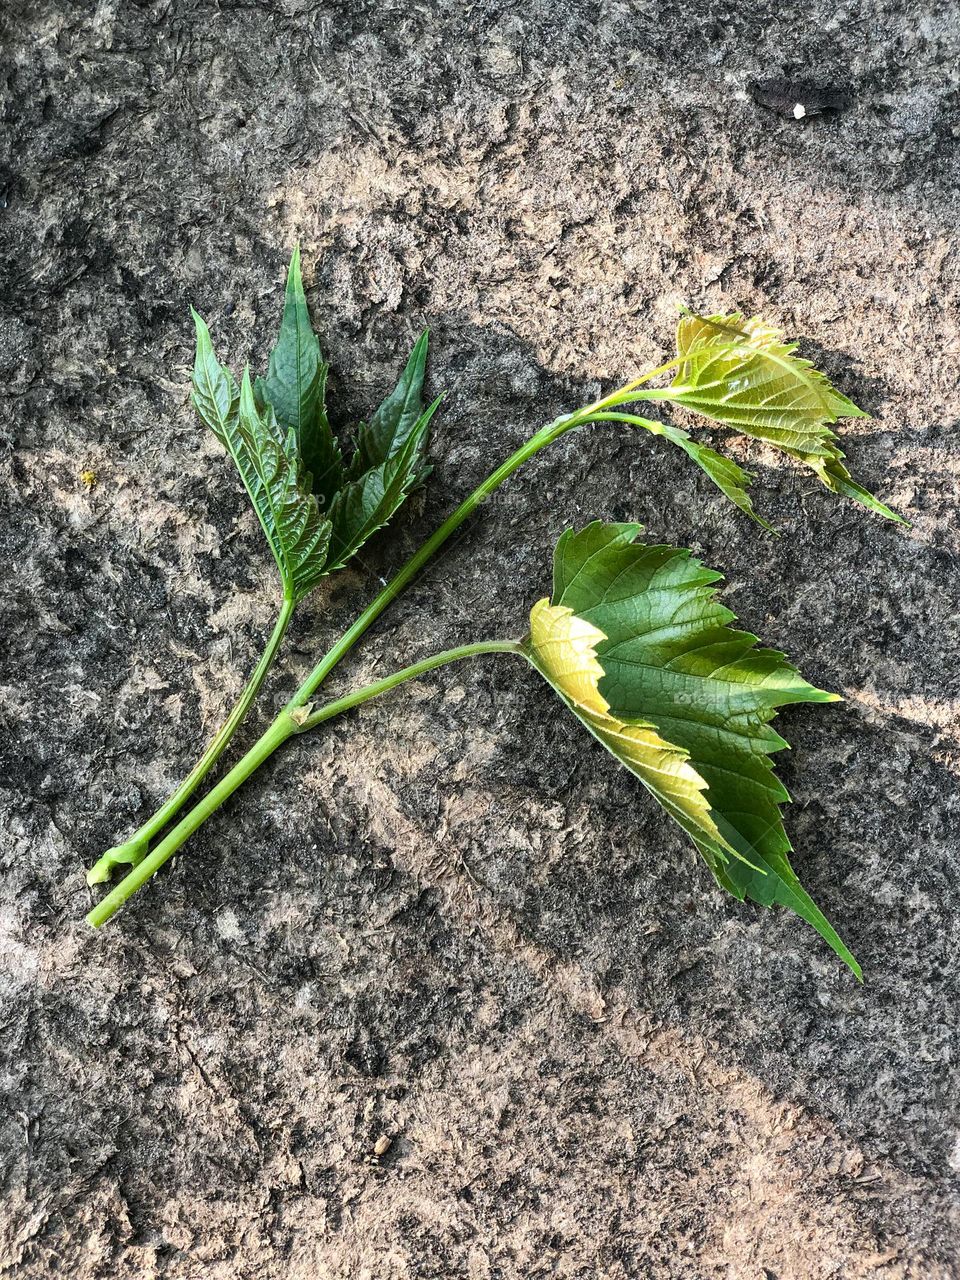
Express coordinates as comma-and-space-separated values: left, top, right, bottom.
525, 522, 859, 976
649, 311, 903, 528
191, 247, 440, 603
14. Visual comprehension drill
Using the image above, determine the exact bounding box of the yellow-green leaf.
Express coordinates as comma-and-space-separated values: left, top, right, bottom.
523, 521, 860, 977
526, 596, 737, 869
663, 312, 903, 524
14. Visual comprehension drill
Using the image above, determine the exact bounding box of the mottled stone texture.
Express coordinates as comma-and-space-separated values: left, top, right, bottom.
1, 1, 959, 1276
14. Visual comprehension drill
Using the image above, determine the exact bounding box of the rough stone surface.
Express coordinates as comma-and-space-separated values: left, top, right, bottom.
2, 2, 959, 1276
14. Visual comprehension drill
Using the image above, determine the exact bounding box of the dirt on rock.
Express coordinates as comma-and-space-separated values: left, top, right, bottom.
1, 1, 959, 1277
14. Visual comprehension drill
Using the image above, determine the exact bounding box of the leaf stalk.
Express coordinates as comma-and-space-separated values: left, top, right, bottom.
86, 594, 296, 886
86, 639, 523, 927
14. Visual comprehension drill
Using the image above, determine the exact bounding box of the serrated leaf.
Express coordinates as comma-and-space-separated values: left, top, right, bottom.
254, 245, 343, 508
348, 330, 431, 480
657, 422, 773, 531
670, 312, 863, 449
191, 310, 332, 603
237, 374, 333, 601
663, 312, 903, 524
524, 521, 859, 977
786, 450, 904, 522
326, 396, 442, 571
191, 306, 241, 442
527, 594, 735, 862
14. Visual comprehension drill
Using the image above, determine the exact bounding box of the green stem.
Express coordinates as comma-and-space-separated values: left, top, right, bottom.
86, 710, 298, 928
86, 639, 523, 927
601, 353, 687, 399
284, 420, 563, 711
286, 390, 641, 713
87, 363, 680, 923
86, 594, 296, 886
585, 411, 672, 435
300, 639, 524, 730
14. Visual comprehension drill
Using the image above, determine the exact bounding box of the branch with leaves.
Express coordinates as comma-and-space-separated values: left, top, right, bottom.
86, 250, 902, 977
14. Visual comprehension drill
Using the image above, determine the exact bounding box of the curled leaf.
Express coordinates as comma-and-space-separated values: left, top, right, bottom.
662, 312, 902, 523
236, 373, 332, 602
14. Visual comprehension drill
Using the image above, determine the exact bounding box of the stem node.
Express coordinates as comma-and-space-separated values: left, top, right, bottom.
86, 839, 148, 886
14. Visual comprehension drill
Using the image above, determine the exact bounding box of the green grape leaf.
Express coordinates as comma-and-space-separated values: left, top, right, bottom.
524, 521, 859, 977
348, 331, 431, 480
664, 312, 903, 524
326, 395, 442, 571
254, 245, 343, 508
192, 311, 332, 603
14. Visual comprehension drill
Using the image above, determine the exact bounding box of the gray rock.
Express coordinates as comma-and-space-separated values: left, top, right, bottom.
1, 1, 958, 1275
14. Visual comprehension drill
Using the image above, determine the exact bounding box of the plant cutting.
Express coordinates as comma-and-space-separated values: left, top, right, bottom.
86, 250, 902, 976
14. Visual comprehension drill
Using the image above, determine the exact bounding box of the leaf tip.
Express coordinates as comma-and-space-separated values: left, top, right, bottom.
239, 364, 256, 407
858, 492, 909, 528
805, 687, 843, 705
842, 399, 871, 420
286, 243, 306, 298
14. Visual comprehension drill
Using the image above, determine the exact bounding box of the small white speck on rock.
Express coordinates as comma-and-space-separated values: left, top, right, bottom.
215, 908, 243, 941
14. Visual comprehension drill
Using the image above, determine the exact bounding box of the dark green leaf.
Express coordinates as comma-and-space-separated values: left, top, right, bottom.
327, 396, 442, 571
255, 246, 343, 508
348, 330, 431, 479
192, 310, 332, 602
